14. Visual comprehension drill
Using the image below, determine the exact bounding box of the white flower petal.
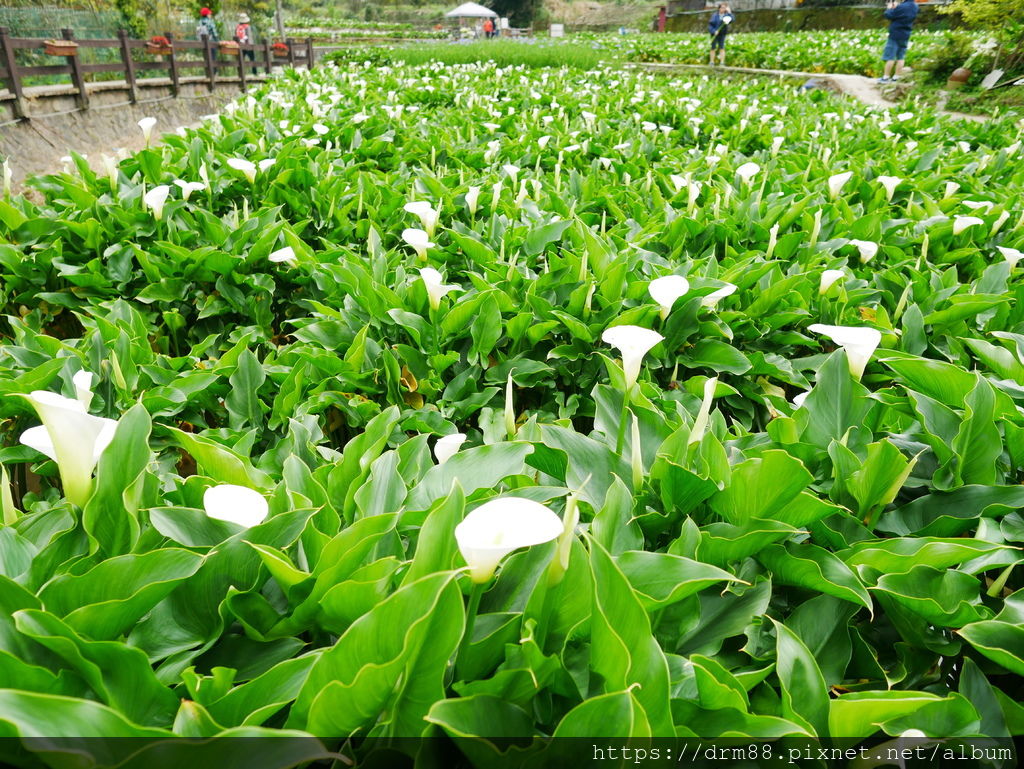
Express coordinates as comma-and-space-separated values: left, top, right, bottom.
203, 484, 269, 528
455, 497, 563, 583
808, 323, 882, 380
434, 433, 466, 465
649, 275, 690, 319
602, 325, 664, 391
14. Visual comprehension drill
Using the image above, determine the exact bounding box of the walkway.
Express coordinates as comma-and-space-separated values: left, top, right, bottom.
634, 62, 987, 122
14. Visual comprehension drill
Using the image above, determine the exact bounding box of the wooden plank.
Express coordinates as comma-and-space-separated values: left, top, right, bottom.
15, 64, 72, 77
118, 28, 137, 103
62, 29, 89, 110
79, 62, 127, 74
0, 27, 26, 119
166, 32, 180, 95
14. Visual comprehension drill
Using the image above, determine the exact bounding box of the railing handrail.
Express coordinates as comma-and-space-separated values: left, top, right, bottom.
0, 27, 316, 121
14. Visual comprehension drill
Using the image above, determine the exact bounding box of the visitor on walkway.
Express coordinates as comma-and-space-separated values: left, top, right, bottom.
236, 13, 257, 75
483, 18, 495, 38
196, 7, 219, 42
879, 0, 918, 83
708, 3, 733, 66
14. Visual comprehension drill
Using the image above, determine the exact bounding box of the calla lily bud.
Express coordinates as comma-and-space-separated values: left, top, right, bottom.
648, 275, 690, 320
808, 323, 882, 380
701, 283, 737, 307
174, 180, 205, 202
269, 246, 297, 264
998, 246, 1022, 269
548, 491, 580, 586
630, 413, 643, 489
3, 159, 11, 197
434, 433, 466, 465
602, 325, 664, 393
504, 373, 516, 438
766, 223, 779, 259
455, 497, 563, 583
203, 484, 269, 528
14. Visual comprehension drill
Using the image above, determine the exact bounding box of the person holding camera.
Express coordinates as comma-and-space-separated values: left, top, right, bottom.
879, 0, 919, 83
708, 3, 733, 66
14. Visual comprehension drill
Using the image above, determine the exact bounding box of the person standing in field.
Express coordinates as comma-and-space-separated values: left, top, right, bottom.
878, 0, 919, 82
708, 3, 733, 66
482, 17, 495, 38
196, 7, 219, 42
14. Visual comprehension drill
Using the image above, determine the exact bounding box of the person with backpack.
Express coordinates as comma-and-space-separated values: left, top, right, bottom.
197, 7, 219, 43
708, 3, 733, 66
235, 13, 257, 74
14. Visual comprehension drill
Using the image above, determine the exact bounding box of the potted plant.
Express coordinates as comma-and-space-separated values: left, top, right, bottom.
219, 39, 240, 54
946, 37, 998, 90
272, 41, 290, 58
146, 35, 173, 55
43, 39, 78, 56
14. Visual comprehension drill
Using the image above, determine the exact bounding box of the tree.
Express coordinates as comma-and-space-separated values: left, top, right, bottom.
940, 0, 1024, 77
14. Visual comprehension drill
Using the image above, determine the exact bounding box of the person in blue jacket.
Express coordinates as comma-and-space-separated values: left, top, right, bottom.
879, 0, 919, 83
708, 3, 733, 66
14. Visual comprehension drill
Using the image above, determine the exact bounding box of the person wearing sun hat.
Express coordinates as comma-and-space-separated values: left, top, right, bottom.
235, 12, 257, 74
196, 6, 219, 42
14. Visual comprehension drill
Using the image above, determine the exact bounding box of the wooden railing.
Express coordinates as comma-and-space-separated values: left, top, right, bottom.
0, 28, 316, 120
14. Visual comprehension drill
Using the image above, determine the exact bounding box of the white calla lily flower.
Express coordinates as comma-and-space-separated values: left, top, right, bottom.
19, 389, 118, 507
819, 269, 846, 294
138, 116, 157, 145
953, 215, 984, 235
2, 158, 11, 197
876, 175, 901, 202
792, 391, 809, 408
736, 162, 760, 185
404, 201, 440, 237
434, 433, 466, 465
701, 283, 737, 307
828, 171, 853, 198
143, 185, 171, 220
403, 228, 434, 261
203, 484, 269, 528
455, 497, 563, 583
173, 180, 205, 201
808, 323, 882, 380
998, 246, 1023, 269
848, 239, 879, 263
465, 186, 481, 215
72, 371, 95, 410
420, 267, 460, 310
602, 325, 664, 392
226, 158, 257, 184
648, 275, 690, 319
269, 246, 297, 264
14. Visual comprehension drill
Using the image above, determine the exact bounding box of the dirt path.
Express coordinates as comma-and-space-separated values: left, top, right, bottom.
634, 62, 988, 122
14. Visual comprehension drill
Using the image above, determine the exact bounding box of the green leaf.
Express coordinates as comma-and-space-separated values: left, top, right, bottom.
772, 619, 830, 738
758, 542, 871, 610
829, 691, 945, 740
872, 566, 991, 627
957, 621, 1024, 675
617, 551, 737, 608
225, 348, 268, 431
709, 450, 812, 525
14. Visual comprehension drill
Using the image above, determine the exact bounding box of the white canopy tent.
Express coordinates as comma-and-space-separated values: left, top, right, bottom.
444, 2, 498, 17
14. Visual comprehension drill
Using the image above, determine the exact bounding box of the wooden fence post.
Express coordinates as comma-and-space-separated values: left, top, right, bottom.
285, 36, 295, 67
237, 41, 247, 91
117, 28, 137, 104
62, 28, 89, 110
203, 36, 215, 91
262, 39, 271, 74
165, 31, 180, 95
0, 27, 27, 120
306, 37, 314, 69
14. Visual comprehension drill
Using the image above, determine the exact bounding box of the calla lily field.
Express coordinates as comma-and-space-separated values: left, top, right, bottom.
0, 53, 1022, 764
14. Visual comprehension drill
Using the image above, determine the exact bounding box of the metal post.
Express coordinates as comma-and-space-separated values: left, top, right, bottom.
62, 28, 89, 110
0, 27, 27, 120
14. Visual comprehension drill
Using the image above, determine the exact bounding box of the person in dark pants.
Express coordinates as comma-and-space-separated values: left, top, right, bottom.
236, 14, 257, 75
879, 0, 919, 83
708, 3, 733, 66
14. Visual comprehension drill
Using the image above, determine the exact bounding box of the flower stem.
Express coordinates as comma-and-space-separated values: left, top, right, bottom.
615, 387, 631, 455
456, 582, 484, 675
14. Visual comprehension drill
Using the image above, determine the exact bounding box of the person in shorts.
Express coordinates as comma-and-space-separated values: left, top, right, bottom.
708, 3, 733, 66
879, 0, 919, 83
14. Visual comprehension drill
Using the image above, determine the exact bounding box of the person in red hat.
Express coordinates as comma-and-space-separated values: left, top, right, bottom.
197, 7, 219, 42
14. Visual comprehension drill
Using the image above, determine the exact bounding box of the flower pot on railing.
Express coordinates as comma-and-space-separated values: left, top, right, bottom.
43, 39, 78, 56
146, 37, 173, 55
272, 44, 289, 58
219, 40, 240, 55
